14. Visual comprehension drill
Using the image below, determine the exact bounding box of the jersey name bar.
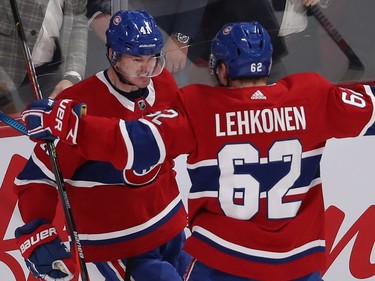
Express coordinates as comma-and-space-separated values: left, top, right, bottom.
215, 106, 306, 136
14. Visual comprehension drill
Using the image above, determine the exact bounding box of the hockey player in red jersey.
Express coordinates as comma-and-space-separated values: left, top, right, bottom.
22, 22, 375, 280
14, 10, 190, 281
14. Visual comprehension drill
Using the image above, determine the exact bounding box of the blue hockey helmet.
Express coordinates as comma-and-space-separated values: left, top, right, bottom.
106, 10, 163, 61
209, 22, 273, 79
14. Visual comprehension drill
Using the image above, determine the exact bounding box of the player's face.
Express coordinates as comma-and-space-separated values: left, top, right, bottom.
114, 53, 165, 88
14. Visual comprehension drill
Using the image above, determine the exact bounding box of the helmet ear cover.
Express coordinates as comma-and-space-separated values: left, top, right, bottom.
106, 47, 122, 65
209, 21, 273, 79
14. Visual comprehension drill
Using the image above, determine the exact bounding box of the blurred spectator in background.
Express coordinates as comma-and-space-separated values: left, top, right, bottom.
187, 0, 288, 85
274, 0, 330, 37
272, 0, 331, 77
0, 0, 88, 113
189, 0, 327, 85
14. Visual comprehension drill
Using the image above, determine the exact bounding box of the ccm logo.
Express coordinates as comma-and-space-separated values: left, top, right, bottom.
55, 100, 70, 131
20, 227, 57, 254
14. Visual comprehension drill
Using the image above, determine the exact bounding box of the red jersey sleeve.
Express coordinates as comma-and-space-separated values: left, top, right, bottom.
310, 73, 375, 140
76, 109, 195, 171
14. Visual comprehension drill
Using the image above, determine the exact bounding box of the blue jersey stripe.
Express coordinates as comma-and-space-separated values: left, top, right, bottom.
192, 230, 325, 265
79, 199, 184, 246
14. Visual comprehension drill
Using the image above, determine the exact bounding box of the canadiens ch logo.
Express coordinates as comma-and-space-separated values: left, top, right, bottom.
123, 164, 162, 186
223, 25, 233, 35
113, 15, 121, 25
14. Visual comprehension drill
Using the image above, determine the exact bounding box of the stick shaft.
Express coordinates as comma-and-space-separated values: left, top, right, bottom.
9, 0, 42, 100
309, 5, 364, 70
0, 112, 27, 134
8, 1, 89, 280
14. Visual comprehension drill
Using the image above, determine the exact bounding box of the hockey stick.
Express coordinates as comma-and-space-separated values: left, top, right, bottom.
0, 111, 27, 135
8, 1, 90, 280
308, 5, 364, 70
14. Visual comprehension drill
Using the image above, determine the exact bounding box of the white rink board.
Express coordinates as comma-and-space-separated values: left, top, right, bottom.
1, 132, 375, 280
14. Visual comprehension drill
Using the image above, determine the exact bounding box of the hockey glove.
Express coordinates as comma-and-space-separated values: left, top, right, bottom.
22, 98, 87, 145
15, 219, 76, 281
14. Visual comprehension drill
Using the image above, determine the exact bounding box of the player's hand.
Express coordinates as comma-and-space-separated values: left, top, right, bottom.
49, 80, 74, 99
15, 219, 76, 281
21, 98, 87, 145
164, 36, 189, 73
303, 0, 320, 6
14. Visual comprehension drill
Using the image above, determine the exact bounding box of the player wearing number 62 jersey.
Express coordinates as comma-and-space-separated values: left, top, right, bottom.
22, 22, 375, 280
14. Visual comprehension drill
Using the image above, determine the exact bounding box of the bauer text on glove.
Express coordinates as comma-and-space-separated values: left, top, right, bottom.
22, 98, 87, 144
15, 218, 76, 281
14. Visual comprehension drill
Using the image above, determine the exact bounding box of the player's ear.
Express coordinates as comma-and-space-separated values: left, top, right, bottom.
217, 62, 229, 86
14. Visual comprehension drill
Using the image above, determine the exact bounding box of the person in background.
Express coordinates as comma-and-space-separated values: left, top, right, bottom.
189, 0, 326, 86
273, 0, 333, 78
273, 0, 330, 36
0, 0, 88, 113
24, 21, 375, 280
189, 0, 288, 83
86, 0, 208, 85
13, 10, 190, 281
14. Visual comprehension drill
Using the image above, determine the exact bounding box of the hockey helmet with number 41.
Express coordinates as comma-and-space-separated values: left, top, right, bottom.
209, 21, 273, 79
106, 9, 163, 57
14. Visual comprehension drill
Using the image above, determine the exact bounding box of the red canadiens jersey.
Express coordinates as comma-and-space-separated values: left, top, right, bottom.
74, 72, 375, 280
14, 69, 188, 262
